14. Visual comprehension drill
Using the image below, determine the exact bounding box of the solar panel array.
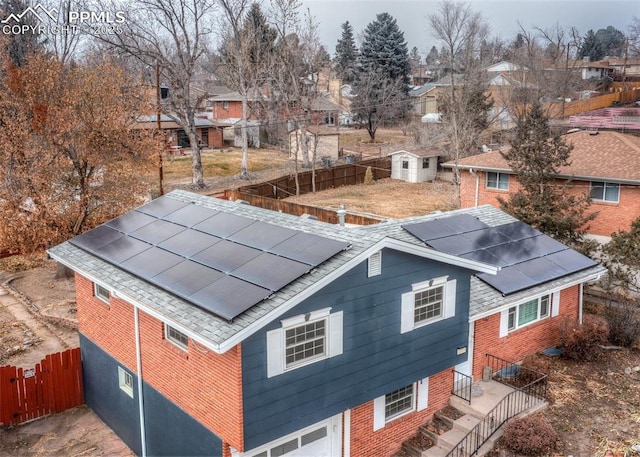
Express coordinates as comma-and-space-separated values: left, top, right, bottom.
403, 214, 597, 295
70, 196, 349, 320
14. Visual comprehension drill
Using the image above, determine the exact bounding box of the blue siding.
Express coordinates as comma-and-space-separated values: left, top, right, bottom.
80, 334, 223, 457
241, 248, 473, 449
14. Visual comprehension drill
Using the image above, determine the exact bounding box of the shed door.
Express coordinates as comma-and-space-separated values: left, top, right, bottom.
401, 160, 409, 181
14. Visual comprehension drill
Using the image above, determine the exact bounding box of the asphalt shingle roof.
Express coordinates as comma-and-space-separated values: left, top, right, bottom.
48, 190, 605, 352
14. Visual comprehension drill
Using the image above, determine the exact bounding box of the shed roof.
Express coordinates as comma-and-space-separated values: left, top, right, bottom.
388, 149, 441, 159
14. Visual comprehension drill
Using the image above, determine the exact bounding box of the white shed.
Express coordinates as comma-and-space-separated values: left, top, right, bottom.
388, 149, 439, 183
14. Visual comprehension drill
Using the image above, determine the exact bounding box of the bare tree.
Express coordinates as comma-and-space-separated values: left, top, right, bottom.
95, 0, 216, 188
428, 0, 491, 184
629, 17, 640, 57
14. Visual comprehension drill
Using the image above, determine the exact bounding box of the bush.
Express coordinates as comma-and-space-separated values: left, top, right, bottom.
605, 297, 640, 347
558, 315, 608, 361
502, 415, 557, 456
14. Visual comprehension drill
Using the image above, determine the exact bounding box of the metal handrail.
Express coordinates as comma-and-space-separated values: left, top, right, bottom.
452, 370, 473, 404
445, 356, 548, 457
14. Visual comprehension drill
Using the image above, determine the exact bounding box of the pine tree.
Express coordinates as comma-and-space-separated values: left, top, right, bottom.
497, 103, 596, 246
357, 12, 411, 90
425, 46, 439, 66
579, 30, 604, 61
334, 21, 358, 83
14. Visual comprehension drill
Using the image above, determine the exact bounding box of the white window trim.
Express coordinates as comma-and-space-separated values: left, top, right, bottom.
373, 378, 429, 431
499, 292, 559, 337
118, 366, 134, 398
590, 181, 620, 203
94, 282, 110, 304
486, 172, 509, 190
401, 276, 456, 334
267, 308, 343, 378
368, 251, 382, 277
165, 323, 189, 351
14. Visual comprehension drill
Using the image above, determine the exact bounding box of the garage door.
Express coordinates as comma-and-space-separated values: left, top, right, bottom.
239, 414, 341, 457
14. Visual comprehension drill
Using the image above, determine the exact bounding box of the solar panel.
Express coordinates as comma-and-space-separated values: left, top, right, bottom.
120, 247, 184, 279
403, 213, 597, 295
70, 195, 350, 321
191, 240, 262, 273
152, 261, 225, 296
129, 219, 186, 245
231, 253, 311, 291
188, 276, 271, 321
193, 212, 255, 238
270, 232, 349, 266
136, 197, 190, 218
107, 211, 157, 233
162, 204, 219, 227
228, 220, 298, 251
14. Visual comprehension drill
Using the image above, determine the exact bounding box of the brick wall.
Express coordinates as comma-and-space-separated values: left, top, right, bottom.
472, 285, 580, 379
75, 274, 244, 452
460, 170, 640, 237
348, 369, 451, 457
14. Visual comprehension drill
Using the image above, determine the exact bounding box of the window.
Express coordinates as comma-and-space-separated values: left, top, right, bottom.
118, 366, 134, 398
590, 181, 619, 203
486, 172, 509, 190
401, 277, 456, 333
368, 251, 382, 277
422, 158, 430, 169
222, 101, 229, 110
503, 294, 555, 334
94, 283, 110, 304
165, 324, 188, 350
266, 308, 343, 378
402, 160, 409, 169
373, 378, 429, 430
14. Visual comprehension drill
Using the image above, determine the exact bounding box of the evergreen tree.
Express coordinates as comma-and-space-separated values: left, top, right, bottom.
579, 29, 605, 61
1, 0, 45, 67
334, 21, 358, 83
357, 12, 411, 90
351, 12, 411, 140
497, 103, 596, 246
594, 26, 626, 57
410, 46, 421, 62
426, 45, 439, 66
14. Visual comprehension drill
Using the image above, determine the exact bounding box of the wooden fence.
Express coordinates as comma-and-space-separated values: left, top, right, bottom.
0, 348, 83, 426
227, 157, 391, 200
547, 88, 640, 118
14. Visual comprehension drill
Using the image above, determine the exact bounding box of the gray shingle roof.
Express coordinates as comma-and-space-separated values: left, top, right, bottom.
48, 191, 606, 352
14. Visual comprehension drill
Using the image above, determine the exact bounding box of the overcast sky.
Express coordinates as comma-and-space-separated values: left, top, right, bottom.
301, 0, 639, 57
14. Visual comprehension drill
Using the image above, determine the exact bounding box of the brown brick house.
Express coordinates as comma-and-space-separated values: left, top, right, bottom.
443, 130, 640, 240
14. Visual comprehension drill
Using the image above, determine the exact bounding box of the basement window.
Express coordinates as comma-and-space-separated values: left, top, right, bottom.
118, 366, 134, 398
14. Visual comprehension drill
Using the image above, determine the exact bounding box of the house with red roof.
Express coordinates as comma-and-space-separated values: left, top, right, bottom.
442, 130, 640, 240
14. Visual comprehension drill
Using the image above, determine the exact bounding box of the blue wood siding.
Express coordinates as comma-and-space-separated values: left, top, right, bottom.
80, 334, 223, 456
241, 248, 473, 450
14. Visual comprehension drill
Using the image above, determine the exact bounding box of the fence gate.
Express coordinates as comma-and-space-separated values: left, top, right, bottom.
0, 348, 83, 426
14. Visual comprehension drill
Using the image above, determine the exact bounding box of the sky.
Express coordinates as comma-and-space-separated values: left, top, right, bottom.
301, 0, 640, 57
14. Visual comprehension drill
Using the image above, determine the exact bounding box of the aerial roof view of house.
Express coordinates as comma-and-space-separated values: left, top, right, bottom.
48, 190, 604, 457
444, 129, 640, 240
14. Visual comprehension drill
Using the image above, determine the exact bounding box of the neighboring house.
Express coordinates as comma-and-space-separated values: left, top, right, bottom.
443, 130, 640, 240
48, 190, 604, 457
408, 83, 437, 119
288, 126, 341, 161
309, 96, 341, 127
135, 114, 223, 150
207, 91, 265, 122
388, 149, 439, 183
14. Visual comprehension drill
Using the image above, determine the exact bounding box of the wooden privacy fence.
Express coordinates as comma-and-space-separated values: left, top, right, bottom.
0, 348, 83, 426
228, 158, 391, 200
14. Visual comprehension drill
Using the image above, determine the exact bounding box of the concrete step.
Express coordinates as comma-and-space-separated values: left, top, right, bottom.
451, 414, 480, 433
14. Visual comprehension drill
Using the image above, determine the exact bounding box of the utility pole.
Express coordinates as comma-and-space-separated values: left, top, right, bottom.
156, 60, 164, 196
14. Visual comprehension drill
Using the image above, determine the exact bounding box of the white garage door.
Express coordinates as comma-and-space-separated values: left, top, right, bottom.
238, 414, 341, 457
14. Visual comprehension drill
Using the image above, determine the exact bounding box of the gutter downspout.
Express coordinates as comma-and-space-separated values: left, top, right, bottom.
579, 283, 584, 324
135, 307, 147, 456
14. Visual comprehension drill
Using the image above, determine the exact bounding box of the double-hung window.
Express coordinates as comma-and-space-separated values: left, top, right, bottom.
501, 293, 557, 336
267, 308, 343, 378
590, 181, 620, 203
486, 172, 509, 190
401, 276, 456, 333
373, 378, 429, 430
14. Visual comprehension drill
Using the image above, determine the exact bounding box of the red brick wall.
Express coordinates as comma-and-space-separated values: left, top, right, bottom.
472, 285, 580, 379
75, 274, 244, 452
348, 369, 451, 457
213, 101, 243, 120
459, 170, 640, 237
